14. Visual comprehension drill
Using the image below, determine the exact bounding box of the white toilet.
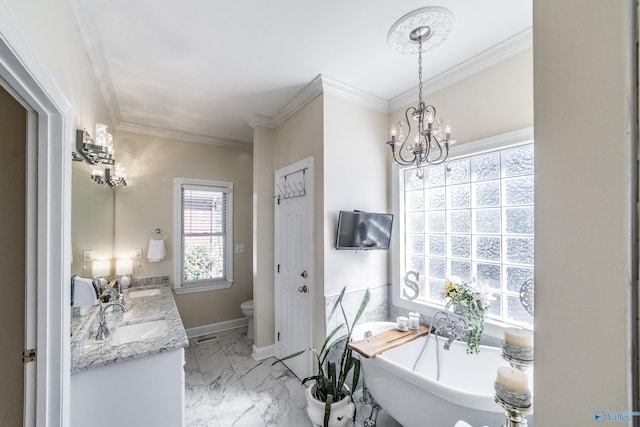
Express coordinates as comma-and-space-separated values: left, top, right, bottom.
240, 299, 254, 341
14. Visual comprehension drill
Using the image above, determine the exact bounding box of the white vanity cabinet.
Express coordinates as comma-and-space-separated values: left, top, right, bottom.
71, 347, 185, 427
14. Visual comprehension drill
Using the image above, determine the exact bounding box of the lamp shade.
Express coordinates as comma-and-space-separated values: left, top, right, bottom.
116, 258, 132, 276
92, 260, 111, 278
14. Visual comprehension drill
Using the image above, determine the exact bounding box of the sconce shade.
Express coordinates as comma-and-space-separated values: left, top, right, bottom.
92, 260, 111, 278
116, 259, 133, 276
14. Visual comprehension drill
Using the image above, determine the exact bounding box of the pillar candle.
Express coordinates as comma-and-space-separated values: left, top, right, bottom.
496, 366, 529, 392
504, 328, 533, 347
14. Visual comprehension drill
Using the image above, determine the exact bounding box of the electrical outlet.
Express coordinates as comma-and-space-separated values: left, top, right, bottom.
134, 248, 143, 259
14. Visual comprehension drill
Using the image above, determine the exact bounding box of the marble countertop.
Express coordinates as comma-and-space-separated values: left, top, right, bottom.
70, 283, 189, 373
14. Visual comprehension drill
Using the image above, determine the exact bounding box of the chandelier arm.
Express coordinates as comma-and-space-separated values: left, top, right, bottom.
395, 107, 419, 165
427, 140, 449, 165
389, 143, 416, 167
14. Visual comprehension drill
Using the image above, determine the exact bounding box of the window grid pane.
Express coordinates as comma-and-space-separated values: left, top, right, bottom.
401, 143, 533, 328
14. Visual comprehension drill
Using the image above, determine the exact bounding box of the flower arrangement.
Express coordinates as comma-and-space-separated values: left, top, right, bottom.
444, 278, 493, 354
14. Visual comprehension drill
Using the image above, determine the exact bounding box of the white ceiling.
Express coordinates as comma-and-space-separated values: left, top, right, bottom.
71, 0, 532, 147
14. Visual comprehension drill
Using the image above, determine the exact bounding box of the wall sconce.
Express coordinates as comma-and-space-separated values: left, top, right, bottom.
72, 125, 128, 187
90, 163, 127, 186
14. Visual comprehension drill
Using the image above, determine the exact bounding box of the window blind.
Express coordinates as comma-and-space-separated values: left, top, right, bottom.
181, 184, 228, 283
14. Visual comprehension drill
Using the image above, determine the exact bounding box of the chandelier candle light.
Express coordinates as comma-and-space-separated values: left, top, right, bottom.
386, 7, 457, 175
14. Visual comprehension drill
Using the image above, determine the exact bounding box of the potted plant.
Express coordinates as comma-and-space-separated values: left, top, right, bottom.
444, 278, 493, 354
273, 286, 370, 427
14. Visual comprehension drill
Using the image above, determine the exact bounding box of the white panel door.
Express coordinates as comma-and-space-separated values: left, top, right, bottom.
274, 157, 314, 380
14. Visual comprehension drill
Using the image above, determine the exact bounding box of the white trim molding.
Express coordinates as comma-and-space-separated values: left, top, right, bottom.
117, 121, 253, 151
185, 317, 249, 339
252, 344, 275, 361
0, 2, 74, 425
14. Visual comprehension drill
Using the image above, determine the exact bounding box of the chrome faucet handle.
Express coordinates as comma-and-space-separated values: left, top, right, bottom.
95, 302, 128, 340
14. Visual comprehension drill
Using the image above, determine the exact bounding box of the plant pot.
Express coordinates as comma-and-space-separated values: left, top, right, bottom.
305, 383, 355, 427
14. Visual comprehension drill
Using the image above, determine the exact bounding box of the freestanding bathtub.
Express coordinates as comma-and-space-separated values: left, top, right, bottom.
353, 321, 533, 427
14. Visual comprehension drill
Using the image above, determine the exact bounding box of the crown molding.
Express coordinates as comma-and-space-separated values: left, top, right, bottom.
321, 75, 389, 113
251, 28, 532, 130
116, 122, 253, 151
249, 74, 389, 130
248, 114, 277, 129
389, 27, 533, 112
69, 0, 121, 124
270, 74, 325, 125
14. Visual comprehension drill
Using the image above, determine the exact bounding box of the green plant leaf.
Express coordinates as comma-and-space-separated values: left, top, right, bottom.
271, 349, 307, 366
323, 393, 334, 427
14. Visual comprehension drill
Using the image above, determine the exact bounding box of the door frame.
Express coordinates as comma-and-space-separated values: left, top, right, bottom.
0, 5, 73, 426
274, 156, 314, 379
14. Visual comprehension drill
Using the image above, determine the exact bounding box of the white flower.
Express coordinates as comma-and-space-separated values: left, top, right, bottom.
469, 280, 495, 307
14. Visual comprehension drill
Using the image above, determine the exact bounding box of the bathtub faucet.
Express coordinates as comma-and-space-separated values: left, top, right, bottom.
433, 311, 469, 351
444, 330, 460, 350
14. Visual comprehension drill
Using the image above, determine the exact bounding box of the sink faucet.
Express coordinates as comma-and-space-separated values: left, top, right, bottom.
102, 281, 124, 304
96, 302, 128, 340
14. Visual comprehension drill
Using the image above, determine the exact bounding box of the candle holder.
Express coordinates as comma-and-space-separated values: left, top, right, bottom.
502, 341, 533, 371
494, 392, 532, 427
496, 344, 533, 427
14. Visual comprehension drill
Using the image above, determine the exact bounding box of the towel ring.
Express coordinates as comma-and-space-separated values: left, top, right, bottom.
150, 228, 165, 240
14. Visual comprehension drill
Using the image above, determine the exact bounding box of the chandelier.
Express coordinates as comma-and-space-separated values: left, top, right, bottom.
386, 7, 456, 175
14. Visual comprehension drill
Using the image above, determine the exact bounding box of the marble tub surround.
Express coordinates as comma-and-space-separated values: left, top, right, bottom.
71, 283, 188, 373
325, 284, 390, 333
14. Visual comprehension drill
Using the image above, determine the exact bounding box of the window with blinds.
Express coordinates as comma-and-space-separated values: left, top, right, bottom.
174, 178, 233, 293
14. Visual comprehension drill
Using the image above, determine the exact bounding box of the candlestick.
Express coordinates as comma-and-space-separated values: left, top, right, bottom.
496, 366, 529, 392
504, 328, 533, 347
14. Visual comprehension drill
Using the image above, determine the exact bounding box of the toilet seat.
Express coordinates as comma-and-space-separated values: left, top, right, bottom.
241, 299, 254, 312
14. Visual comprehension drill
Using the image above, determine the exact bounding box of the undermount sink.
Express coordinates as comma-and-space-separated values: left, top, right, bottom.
111, 319, 168, 345
128, 288, 161, 298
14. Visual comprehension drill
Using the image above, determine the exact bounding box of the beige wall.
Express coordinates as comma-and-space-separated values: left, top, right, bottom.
252, 126, 276, 349
533, 0, 635, 422
0, 83, 26, 427
114, 131, 254, 328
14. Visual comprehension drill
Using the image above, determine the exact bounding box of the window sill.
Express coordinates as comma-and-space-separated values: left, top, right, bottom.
393, 297, 532, 343
173, 281, 233, 295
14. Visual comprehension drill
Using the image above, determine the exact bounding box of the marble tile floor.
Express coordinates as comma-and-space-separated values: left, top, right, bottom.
184, 327, 401, 427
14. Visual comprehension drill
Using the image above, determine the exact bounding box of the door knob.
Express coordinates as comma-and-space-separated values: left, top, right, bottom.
298, 285, 308, 293
301, 270, 308, 278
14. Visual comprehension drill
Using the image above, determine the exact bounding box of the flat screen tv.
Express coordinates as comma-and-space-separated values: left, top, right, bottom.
335, 210, 393, 250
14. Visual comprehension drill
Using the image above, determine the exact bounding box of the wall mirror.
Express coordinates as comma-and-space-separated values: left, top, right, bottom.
71, 160, 114, 331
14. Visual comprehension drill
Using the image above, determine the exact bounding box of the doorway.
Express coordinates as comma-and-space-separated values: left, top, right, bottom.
274, 157, 314, 380
0, 84, 27, 427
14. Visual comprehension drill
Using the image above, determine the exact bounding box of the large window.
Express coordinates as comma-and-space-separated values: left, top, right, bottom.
173, 178, 233, 294
397, 134, 534, 328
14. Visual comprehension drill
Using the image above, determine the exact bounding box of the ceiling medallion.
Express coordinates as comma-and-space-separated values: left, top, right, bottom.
387, 6, 455, 55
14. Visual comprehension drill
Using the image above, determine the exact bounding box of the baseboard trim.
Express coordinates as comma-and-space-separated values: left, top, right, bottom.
252, 344, 275, 361
185, 317, 248, 339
